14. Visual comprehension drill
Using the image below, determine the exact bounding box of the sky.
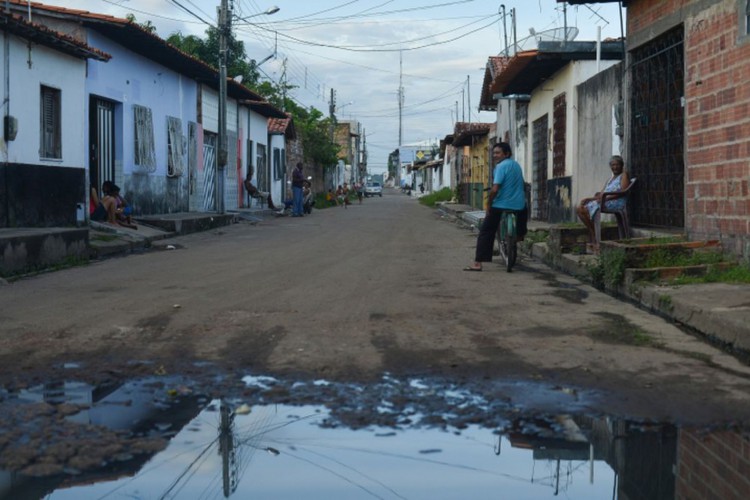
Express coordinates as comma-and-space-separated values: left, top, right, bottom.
40, 0, 626, 175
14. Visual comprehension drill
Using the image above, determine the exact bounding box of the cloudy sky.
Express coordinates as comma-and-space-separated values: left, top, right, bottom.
44, 1, 625, 174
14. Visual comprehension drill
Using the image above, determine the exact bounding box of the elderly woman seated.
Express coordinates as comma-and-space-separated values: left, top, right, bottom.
576, 155, 630, 254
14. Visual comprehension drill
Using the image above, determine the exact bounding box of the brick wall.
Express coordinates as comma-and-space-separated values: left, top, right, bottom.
676, 428, 750, 499
629, 0, 750, 258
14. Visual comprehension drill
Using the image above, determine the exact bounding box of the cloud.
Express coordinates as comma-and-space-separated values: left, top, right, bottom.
40, 0, 625, 173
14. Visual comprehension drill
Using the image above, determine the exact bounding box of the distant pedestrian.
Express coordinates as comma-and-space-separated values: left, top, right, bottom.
355, 182, 364, 204
292, 162, 305, 217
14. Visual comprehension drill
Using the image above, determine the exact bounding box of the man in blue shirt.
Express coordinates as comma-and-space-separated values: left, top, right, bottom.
464, 142, 528, 271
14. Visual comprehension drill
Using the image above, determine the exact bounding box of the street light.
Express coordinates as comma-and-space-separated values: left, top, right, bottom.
217, 2, 280, 213
335, 101, 354, 120
235, 5, 279, 22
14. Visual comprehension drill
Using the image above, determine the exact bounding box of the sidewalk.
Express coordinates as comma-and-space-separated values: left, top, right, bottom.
437, 202, 750, 355
0, 208, 272, 277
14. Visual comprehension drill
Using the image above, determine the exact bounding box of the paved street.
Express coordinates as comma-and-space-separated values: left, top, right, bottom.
2, 188, 750, 423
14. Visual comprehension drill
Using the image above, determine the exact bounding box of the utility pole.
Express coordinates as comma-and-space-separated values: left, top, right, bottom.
280, 58, 287, 111
217, 0, 230, 214
398, 49, 403, 148
329, 88, 336, 143
461, 87, 465, 121
500, 4, 508, 56
467, 75, 471, 124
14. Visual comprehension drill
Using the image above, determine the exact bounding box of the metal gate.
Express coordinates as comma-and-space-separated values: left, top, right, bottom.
552, 93, 566, 178
630, 26, 685, 228
532, 114, 549, 220
89, 97, 115, 190
202, 133, 217, 212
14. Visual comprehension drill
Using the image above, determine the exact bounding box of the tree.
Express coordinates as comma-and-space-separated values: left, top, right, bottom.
166, 26, 337, 170
126, 14, 157, 34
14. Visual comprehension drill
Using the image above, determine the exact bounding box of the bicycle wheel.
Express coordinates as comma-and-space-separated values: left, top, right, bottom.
504, 213, 517, 272
496, 220, 508, 266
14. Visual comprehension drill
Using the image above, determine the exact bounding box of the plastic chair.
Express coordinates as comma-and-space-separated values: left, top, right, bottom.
247, 192, 266, 209
594, 177, 637, 244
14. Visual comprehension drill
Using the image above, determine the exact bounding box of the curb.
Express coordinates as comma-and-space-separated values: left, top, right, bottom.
438, 203, 750, 356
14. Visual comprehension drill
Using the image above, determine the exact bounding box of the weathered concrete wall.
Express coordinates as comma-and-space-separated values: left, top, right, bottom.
0, 229, 88, 276
0, 164, 86, 227
576, 63, 624, 222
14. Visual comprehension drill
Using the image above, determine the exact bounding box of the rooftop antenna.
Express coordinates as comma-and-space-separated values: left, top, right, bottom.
500, 4, 508, 56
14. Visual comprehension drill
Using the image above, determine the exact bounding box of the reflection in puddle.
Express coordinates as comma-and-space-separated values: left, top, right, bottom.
0, 376, 748, 499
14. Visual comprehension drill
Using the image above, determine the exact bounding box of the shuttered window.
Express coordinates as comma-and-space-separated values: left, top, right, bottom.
167, 116, 184, 177
256, 143, 267, 190
273, 147, 282, 180
40, 85, 61, 159
133, 104, 156, 173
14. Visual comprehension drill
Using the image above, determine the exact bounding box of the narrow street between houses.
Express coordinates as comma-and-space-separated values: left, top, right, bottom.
2, 190, 750, 498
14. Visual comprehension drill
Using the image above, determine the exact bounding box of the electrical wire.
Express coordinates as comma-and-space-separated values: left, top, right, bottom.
167, 0, 213, 26
239, 14, 500, 52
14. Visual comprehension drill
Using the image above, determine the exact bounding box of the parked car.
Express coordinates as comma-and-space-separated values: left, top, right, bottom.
365, 182, 383, 197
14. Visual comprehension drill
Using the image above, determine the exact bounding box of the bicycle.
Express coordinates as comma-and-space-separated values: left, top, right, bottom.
495, 210, 517, 272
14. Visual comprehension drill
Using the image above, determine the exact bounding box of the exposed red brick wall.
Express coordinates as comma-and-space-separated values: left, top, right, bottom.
629, 0, 750, 255
676, 428, 750, 500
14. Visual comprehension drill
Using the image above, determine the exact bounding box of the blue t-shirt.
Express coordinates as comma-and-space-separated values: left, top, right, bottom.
491, 158, 526, 210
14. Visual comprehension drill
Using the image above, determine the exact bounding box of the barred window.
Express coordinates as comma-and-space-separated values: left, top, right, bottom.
40, 85, 61, 159
167, 116, 184, 177
273, 147, 282, 180
133, 104, 156, 173
256, 143, 267, 190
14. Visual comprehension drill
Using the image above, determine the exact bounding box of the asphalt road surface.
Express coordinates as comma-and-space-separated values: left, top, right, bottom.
2, 188, 750, 424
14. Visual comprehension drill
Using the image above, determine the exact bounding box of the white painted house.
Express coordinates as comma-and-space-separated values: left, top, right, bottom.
481, 41, 623, 222
0, 11, 110, 227
6, 0, 285, 218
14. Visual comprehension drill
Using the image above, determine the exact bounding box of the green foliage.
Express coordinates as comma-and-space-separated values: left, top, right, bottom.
643, 247, 725, 268
620, 235, 685, 245
658, 294, 673, 311
126, 14, 157, 34
519, 229, 549, 254
418, 188, 453, 207
588, 247, 627, 289
294, 106, 339, 168
671, 263, 750, 285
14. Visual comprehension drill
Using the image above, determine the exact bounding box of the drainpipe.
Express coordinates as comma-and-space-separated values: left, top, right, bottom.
3, 10, 9, 224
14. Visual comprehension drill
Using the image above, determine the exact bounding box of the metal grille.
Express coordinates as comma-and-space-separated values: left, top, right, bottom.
552, 93, 566, 178
202, 133, 217, 212
532, 114, 549, 220
630, 26, 685, 228
92, 99, 115, 189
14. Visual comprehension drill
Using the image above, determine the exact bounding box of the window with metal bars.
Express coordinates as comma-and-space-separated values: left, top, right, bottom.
256, 143, 267, 191
167, 116, 184, 177
552, 93, 566, 178
133, 104, 156, 173
273, 148, 282, 181
39, 85, 61, 159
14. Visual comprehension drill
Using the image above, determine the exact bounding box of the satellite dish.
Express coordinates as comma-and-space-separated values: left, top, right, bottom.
503, 27, 580, 56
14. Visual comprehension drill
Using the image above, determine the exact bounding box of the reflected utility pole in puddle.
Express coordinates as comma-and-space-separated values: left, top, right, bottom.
219, 399, 238, 497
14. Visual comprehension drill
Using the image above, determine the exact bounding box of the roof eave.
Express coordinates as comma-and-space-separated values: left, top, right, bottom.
491, 43, 623, 95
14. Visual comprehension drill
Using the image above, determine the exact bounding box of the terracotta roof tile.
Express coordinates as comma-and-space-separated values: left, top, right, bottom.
1, 10, 111, 61
480, 56, 511, 111
8, 0, 129, 24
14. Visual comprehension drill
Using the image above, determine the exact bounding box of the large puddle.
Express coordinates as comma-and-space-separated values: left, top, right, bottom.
1, 374, 748, 499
